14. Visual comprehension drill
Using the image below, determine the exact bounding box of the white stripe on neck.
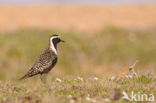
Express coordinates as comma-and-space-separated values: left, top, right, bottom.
50, 36, 59, 55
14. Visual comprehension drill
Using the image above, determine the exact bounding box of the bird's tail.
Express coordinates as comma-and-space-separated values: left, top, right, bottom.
19, 73, 29, 80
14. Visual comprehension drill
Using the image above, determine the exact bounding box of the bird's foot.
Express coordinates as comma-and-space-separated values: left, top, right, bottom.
40, 74, 47, 84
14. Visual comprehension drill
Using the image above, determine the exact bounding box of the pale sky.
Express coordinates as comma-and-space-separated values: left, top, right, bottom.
0, 0, 155, 4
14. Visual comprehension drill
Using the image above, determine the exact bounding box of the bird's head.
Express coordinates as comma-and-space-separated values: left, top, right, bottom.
49, 34, 64, 54
50, 34, 65, 45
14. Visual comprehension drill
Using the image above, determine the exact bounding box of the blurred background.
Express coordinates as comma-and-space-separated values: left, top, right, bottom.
0, 0, 156, 81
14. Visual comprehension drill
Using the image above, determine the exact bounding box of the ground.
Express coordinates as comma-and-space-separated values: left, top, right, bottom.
0, 75, 155, 103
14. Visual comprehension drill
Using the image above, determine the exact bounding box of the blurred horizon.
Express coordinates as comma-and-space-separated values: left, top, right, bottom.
0, 0, 156, 4
0, 0, 156, 79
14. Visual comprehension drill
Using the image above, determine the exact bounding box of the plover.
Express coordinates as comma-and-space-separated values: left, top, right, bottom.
19, 34, 64, 83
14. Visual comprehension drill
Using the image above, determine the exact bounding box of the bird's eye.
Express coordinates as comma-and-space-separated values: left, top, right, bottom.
58, 38, 61, 42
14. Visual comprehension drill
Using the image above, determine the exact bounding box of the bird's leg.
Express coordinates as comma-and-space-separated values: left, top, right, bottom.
40, 74, 47, 84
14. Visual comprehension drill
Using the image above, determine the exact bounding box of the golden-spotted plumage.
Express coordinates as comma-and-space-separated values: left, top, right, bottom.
19, 34, 64, 83
29, 48, 57, 76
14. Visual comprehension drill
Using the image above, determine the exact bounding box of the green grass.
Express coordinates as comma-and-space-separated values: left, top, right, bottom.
137, 75, 153, 83
0, 76, 155, 103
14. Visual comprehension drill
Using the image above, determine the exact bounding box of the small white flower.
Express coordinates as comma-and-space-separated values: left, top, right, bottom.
93, 77, 99, 81
125, 75, 133, 79
55, 78, 62, 82
104, 98, 110, 102
128, 75, 133, 78
86, 97, 97, 103
68, 95, 72, 98
75, 76, 83, 81
86, 97, 91, 101
125, 75, 129, 78
70, 100, 75, 103
111, 76, 116, 81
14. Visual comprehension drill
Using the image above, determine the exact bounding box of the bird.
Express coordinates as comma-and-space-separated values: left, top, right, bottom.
19, 34, 64, 83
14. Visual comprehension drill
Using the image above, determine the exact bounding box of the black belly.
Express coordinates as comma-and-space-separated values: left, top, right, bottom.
43, 58, 58, 74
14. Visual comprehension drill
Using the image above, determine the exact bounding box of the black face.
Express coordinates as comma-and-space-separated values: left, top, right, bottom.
50, 35, 64, 45
53, 37, 61, 44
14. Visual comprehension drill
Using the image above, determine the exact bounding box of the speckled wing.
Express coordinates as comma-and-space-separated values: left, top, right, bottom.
27, 48, 57, 77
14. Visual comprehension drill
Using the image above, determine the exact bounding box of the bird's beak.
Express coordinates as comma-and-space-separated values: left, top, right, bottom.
60, 39, 65, 43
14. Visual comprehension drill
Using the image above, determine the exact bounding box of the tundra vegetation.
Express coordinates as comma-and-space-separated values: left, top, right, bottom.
0, 27, 156, 103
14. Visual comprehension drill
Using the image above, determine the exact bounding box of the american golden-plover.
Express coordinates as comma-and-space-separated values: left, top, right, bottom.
19, 34, 64, 83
